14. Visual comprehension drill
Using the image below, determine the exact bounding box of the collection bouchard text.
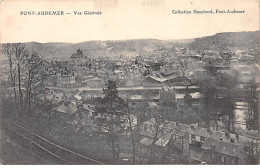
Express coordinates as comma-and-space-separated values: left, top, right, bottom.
172, 9, 245, 14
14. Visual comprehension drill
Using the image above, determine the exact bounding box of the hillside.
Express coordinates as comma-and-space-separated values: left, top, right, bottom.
24, 39, 179, 60
190, 31, 259, 50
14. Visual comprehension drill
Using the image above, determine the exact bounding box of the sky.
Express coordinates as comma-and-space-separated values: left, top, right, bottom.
0, 0, 259, 43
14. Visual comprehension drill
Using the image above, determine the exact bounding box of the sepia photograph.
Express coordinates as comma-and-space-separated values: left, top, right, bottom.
0, 0, 259, 165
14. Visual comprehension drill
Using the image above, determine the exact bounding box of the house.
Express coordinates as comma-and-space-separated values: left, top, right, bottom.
120, 114, 138, 136
142, 75, 168, 86
201, 138, 244, 164
160, 69, 176, 77
143, 74, 192, 86
56, 71, 76, 87
45, 92, 66, 103
159, 87, 176, 107
190, 68, 208, 82
82, 104, 94, 116
87, 77, 104, 87
180, 54, 202, 61
238, 55, 255, 63
139, 119, 191, 162
212, 63, 231, 71
139, 118, 258, 164
55, 100, 77, 115
66, 105, 95, 134
190, 54, 202, 61
188, 127, 258, 164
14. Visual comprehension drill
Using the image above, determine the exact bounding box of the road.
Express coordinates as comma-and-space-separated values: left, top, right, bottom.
47, 85, 200, 100
47, 85, 199, 91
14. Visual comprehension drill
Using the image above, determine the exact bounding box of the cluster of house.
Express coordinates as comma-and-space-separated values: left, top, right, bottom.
41, 45, 259, 91
44, 88, 138, 135
139, 118, 259, 164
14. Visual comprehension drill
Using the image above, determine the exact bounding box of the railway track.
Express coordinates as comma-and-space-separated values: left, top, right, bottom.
4, 121, 105, 165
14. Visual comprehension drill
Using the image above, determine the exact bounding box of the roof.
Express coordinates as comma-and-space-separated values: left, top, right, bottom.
238, 75, 253, 83
194, 68, 207, 72
241, 55, 255, 58
202, 138, 244, 158
55, 104, 67, 113
120, 114, 136, 120
161, 69, 176, 76
190, 127, 208, 137
163, 121, 177, 131
70, 53, 82, 59
76, 107, 89, 114
142, 118, 256, 146
146, 74, 181, 83
166, 74, 179, 80
55, 102, 77, 114
147, 102, 159, 108
83, 104, 93, 111
146, 75, 168, 83
54, 92, 64, 97
114, 70, 122, 74
175, 92, 202, 99
190, 126, 256, 145
156, 135, 171, 147
139, 138, 153, 146
176, 130, 189, 137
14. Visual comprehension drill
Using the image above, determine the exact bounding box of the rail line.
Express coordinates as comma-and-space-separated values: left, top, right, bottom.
4, 121, 105, 165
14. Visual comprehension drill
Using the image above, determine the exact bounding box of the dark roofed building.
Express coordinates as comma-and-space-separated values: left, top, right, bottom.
143, 74, 192, 86
201, 138, 244, 164
70, 48, 83, 59
161, 69, 176, 77
159, 87, 176, 107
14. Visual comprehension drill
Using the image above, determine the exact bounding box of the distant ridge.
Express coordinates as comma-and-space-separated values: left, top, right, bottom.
15, 31, 258, 59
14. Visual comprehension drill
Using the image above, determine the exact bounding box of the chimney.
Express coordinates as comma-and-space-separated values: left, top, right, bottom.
211, 144, 216, 150
236, 134, 239, 140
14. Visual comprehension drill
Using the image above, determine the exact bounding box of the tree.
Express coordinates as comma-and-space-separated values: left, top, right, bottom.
135, 59, 138, 64
218, 96, 235, 132
13, 43, 29, 106
2, 43, 30, 119
184, 86, 192, 107
246, 77, 259, 130
199, 76, 217, 128
142, 107, 168, 164
33, 99, 57, 134
2, 43, 50, 126
96, 80, 127, 163
220, 51, 232, 60
24, 52, 45, 117
205, 61, 217, 76
126, 101, 138, 164
2, 44, 18, 114
177, 59, 188, 77
215, 72, 237, 132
